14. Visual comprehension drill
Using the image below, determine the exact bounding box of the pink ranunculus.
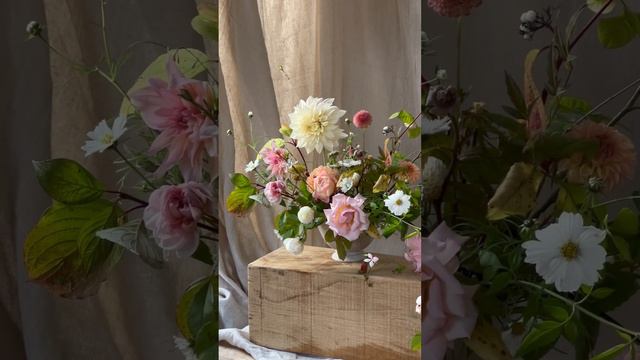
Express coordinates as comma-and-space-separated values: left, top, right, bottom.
131, 59, 216, 181
323, 193, 369, 241
306, 166, 338, 203
143, 182, 212, 257
404, 234, 421, 272
352, 110, 373, 129
422, 222, 477, 360
264, 180, 285, 204
261, 142, 289, 178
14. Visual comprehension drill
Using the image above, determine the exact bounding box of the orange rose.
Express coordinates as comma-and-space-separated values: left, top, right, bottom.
306, 166, 338, 203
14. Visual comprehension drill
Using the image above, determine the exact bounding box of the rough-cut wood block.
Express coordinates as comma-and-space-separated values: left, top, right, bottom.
248, 246, 420, 360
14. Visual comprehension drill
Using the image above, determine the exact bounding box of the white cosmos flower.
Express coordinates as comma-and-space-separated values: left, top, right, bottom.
245, 159, 260, 173
81, 116, 127, 156
522, 212, 607, 292
422, 117, 451, 135
288, 97, 347, 154
384, 190, 411, 216
283, 237, 304, 255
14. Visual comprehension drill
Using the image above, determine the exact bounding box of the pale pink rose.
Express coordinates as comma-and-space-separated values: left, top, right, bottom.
404, 234, 421, 272
352, 110, 372, 129
143, 182, 212, 257
427, 0, 481, 17
264, 180, 285, 204
422, 222, 477, 360
131, 59, 216, 181
323, 193, 369, 241
261, 142, 288, 178
306, 166, 338, 203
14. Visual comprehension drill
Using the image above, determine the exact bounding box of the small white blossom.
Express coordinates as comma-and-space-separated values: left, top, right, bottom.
384, 190, 411, 216
297, 206, 315, 225
283, 237, 304, 255
415, 296, 421, 315
436, 69, 447, 80
520, 10, 537, 23
248, 111, 254, 118
245, 159, 260, 173
338, 159, 362, 168
273, 229, 283, 241
26, 21, 41, 35
364, 253, 379, 269
522, 212, 607, 292
81, 116, 127, 156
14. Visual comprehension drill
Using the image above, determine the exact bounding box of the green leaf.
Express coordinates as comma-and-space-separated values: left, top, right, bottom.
96, 220, 164, 269
591, 287, 615, 300
230, 173, 252, 188
557, 96, 591, 114
544, 305, 569, 322
226, 185, 257, 215
591, 343, 629, 360
516, 321, 562, 358
177, 276, 217, 342
120, 48, 209, 115
487, 162, 543, 220
191, 4, 218, 41
408, 126, 421, 138
389, 110, 415, 126
334, 236, 351, 260
597, 14, 637, 49
24, 199, 122, 297
33, 159, 104, 204
612, 236, 632, 262
610, 208, 639, 237
489, 272, 512, 294
410, 333, 421, 351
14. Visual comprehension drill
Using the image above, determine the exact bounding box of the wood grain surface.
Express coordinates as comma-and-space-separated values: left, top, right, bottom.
248, 246, 421, 360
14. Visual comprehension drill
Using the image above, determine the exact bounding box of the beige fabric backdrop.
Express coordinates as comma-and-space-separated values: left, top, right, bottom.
1, 1, 210, 359
218, 0, 420, 329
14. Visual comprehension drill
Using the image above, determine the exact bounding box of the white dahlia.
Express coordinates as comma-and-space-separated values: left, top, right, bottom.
522, 212, 607, 293
288, 97, 347, 154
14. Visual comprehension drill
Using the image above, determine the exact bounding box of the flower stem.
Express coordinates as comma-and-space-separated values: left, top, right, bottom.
518, 280, 640, 337
574, 77, 640, 126
112, 146, 156, 189
592, 195, 640, 208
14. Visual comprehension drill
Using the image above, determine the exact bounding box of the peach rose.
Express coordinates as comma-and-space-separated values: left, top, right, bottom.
306, 166, 338, 203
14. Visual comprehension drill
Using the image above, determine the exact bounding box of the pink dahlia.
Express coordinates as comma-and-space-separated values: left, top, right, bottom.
264, 180, 285, 204
427, 0, 481, 17
324, 193, 369, 241
131, 59, 216, 181
260, 142, 289, 178
143, 182, 212, 257
561, 121, 635, 190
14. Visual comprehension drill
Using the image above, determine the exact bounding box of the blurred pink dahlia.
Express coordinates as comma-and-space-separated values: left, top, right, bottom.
427, 0, 481, 17
562, 121, 635, 190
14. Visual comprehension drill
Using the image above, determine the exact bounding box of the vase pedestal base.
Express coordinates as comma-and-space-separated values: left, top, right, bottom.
248, 246, 420, 360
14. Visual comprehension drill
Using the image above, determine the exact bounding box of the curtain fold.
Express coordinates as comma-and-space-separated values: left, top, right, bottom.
219, 0, 420, 330
3, 0, 210, 358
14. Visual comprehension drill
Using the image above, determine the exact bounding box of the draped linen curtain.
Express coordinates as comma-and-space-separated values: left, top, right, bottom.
218, 0, 421, 329
1, 1, 210, 359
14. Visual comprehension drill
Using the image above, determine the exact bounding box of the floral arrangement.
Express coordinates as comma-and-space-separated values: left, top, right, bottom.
226, 97, 422, 261
23, 3, 219, 359
421, 0, 640, 359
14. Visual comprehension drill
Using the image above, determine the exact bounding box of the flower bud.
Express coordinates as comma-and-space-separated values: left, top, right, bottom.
26, 21, 42, 37
279, 124, 292, 137
520, 10, 537, 23
283, 237, 304, 255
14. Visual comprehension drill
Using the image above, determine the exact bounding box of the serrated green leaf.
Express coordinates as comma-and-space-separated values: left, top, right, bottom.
24, 199, 122, 297
33, 159, 104, 205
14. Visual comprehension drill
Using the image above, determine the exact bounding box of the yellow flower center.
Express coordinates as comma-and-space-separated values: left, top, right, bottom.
395, 199, 404, 206
101, 133, 114, 145
560, 242, 579, 260
304, 113, 328, 136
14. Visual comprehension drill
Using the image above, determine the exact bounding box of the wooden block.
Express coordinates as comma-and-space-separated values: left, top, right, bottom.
248, 246, 421, 360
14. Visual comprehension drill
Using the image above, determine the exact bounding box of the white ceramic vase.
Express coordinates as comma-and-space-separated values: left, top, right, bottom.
317, 225, 373, 262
